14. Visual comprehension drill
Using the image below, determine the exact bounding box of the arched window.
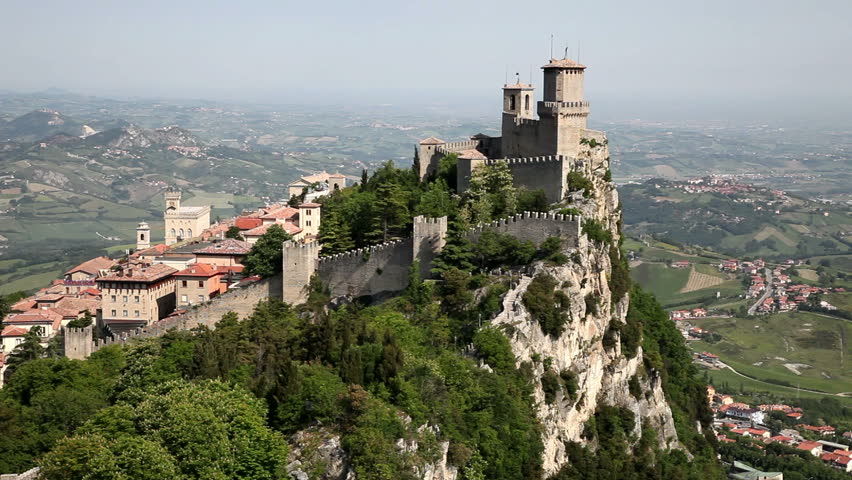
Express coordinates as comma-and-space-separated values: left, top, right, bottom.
140, 233, 145, 241
187, 229, 192, 238
510, 94, 516, 110
525, 94, 530, 111
170, 228, 176, 238
179, 228, 184, 239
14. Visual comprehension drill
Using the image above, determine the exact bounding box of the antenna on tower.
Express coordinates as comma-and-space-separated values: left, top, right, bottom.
564, 46, 569, 59
515, 72, 520, 84
577, 41, 581, 62
529, 65, 533, 85
505, 65, 508, 85
550, 34, 554, 59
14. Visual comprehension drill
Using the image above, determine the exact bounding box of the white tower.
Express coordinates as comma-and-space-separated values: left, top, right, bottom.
136, 221, 151, 251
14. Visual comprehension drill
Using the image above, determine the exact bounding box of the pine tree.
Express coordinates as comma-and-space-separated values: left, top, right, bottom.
374, 183, 409, 242
318, 212, 355, 255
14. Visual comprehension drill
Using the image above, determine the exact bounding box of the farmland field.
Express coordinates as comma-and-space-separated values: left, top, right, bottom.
690, 311, 852, 394
680, 267, 725, 293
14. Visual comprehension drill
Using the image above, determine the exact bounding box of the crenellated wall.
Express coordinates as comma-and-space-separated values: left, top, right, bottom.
465, 211, 581, 248
317, 238, 413, 300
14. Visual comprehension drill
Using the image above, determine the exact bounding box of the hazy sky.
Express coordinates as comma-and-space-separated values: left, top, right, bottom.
2, 0, 851, 121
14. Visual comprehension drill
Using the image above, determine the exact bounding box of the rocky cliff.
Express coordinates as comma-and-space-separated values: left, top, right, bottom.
486, 132, 680, 475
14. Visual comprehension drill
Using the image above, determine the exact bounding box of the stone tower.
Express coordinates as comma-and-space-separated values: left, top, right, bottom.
538, 58, 590, 156
412, 216, 448, 278
164, 190, 181, 212
136, 221, 151, 251
64, 325, 93, 360
297, 203, 321, 238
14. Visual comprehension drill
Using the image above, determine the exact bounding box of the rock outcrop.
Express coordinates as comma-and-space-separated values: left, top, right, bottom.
486, 133, 681, 475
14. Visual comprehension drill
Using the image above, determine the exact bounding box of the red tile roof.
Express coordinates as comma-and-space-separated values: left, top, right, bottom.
97, 264, 177, 283
193, 238, 251, 255
134, 244, 169, 257
244, 222, 301, 237
65, 256, 116, 276
175, 263, 219, 278
797, 441, 822, 451
235, 217, 263, 230
260, 205, 298, 221
419, 137, 445, 145
1, 325, 29, 337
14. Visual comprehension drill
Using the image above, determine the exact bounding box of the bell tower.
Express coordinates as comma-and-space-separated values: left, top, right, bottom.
164, 191, 181, 214
136, 221, 150, 251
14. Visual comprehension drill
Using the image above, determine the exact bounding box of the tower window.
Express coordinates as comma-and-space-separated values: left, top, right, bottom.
170, 228, 176, 238
179, 228, 184, 238
140, 233, 145, 241
510, 94, 516, 110
187, 229, 192, 238
525, 94, 530, 111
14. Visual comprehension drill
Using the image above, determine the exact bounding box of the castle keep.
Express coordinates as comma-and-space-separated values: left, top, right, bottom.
416, 57, 605, 203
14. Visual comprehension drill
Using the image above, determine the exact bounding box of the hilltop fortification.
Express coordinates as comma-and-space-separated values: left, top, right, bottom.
416, 57, 607, 203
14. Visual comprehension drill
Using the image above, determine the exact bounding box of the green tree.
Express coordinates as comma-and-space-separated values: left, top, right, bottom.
4, 326, 45, 373
225, 225, 244, 240
318, 211, 356, 255
374, 182, 410, 241
242, 224, 292, 278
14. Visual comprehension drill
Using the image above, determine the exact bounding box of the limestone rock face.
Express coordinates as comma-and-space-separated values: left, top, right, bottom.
287, 428, 355, 480
488, 133, 680, 476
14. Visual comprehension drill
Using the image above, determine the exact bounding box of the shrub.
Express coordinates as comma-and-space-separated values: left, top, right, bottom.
523, 274, 571, 337
473, 328, 515, 372
566, 172, 594, 198
582, 219, 613, 245
541, 370, 561, 404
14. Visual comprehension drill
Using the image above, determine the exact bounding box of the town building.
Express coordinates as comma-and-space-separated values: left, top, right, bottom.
136, 221, 151, 251
174, 263, 224, 307
96, 263, 178, 333
164, 191, 211, 245
287, 171, 346, 199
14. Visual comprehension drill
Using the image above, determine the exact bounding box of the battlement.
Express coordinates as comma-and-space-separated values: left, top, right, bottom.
485, 155, 566, 166
466, 211, 581, 234
513, 116, 540, 127
436, 139, 479, 156
317, 239, 406, 262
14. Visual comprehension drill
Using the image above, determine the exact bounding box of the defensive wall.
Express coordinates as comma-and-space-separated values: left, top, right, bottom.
282, 216, 448, 304
64, 274, 282, 359
465, 212, 581, 247
64, 212, 582, 359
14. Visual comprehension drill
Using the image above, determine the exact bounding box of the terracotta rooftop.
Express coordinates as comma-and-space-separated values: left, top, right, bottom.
419, 137, 445, 145
134, 244, 169, 257
542, 58, 586, 69
10, 298, 36, 311
244, 222, 302, 236
260, 205, 299, 221
175, 263, 220, 277
97, 264, 177, 283
35, 294, 65, 302
52, 297, 100, 318
65, 256, 116, 276
193, 238, 251, 255
299, 202, 321, 208
1, 325, 29, 337
328, 173, 345, 178
457, 149, 487, 160
235, 217, 263, 230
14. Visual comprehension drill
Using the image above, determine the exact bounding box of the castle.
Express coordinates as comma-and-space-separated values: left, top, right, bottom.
416, 56, 605, 203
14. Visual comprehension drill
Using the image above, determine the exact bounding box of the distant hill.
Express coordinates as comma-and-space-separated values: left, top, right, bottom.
621, 179, 852, 259
0, 109, 87, 142
84, 124, 203, 149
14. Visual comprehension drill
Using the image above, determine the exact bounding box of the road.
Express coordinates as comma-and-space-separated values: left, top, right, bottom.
718, 361, 852, 398
747, 267, 773, 316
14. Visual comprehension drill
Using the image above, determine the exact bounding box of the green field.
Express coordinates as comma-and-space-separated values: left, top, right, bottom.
690, 311, 852, 394
630, 261, 742, 308
704, 367, 852, 407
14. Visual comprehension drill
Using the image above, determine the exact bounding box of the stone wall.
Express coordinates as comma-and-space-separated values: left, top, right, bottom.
317, 238, 413, 300
490, 156, 567, 203
466, 212, 581, 248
